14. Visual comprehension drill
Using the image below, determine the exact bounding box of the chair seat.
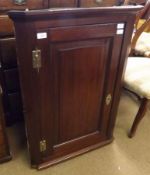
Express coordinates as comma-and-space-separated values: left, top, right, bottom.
134, 32, 150, 57
124, 57, 150, 99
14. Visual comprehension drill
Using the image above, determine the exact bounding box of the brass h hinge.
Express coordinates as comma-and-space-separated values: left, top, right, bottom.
32, 49, 42, 73
40, 140, 46, 152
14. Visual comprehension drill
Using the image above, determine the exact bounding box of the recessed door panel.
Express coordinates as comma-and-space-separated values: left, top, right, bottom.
51, 39, 111, 143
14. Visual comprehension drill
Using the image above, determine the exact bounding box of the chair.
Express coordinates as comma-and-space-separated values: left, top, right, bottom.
124, 1, 150, 138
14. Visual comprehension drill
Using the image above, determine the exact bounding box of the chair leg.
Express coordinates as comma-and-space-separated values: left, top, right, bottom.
128, 98, 149, 138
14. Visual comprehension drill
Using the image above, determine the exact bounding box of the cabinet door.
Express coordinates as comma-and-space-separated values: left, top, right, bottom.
49, 0, 78, 7
80, 0, 117, 7
34, 23, 124, 165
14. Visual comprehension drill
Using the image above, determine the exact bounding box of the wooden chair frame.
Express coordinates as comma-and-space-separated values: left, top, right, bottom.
124, 1, 150, 138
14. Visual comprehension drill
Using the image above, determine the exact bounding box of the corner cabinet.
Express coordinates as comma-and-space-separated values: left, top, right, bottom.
9, 6, 142, 169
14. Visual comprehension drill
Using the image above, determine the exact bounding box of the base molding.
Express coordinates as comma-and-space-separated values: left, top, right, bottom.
33, 137, 113, 170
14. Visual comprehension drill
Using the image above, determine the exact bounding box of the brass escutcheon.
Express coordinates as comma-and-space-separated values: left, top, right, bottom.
105, 94, 112, 106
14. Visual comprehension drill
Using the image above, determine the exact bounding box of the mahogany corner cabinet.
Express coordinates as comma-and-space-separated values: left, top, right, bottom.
9, 6, 142, 169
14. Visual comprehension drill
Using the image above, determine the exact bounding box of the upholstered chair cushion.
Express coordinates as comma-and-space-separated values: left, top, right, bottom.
124, 57, 150, 99
134, 32, 150, 57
